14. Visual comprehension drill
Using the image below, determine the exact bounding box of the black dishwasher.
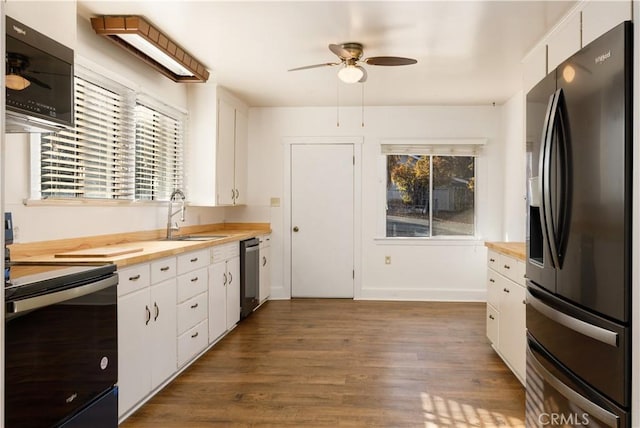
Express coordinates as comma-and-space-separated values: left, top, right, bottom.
240, 238, 260, 319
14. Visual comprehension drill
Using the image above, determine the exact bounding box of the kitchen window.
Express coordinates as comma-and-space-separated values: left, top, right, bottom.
382, 141, 481, 238
33, 66, 184, 202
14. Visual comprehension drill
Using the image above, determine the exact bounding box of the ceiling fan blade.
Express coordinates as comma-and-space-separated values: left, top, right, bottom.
357, 66, 367, 83
329, 43, 354, 59
364, 56, 418, 66
23, 73, 51, 90
288, 62, 340, 72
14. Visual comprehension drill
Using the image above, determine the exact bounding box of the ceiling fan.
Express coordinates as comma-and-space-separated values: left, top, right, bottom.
5, 53, 52, 91
288, 42, 417, 84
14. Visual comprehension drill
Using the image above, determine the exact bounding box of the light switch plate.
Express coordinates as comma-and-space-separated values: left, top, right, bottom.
270, 197, 281, 207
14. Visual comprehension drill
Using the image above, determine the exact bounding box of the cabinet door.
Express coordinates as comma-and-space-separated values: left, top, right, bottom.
547, 12, 581, 72
149, 279, 177, 389
216, 98, 236, 205
258, 243, 270, 303
486, 304, 499, 346
208, 262, 227, 342
117, 288, 152, 416
226, 256, 241, 329
582, 1, 631, 47
233, 108, 248, 205
499, 281, 526, 382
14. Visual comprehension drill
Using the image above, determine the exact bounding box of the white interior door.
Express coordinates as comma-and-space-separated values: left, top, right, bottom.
291, 144, 354, 298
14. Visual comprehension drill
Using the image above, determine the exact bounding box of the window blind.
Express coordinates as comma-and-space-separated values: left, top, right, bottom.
380, 139, 486, 156
41, 76, 135, 199
134, 103, 184, 201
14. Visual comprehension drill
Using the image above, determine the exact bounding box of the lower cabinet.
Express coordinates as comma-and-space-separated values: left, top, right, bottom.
118, 272, 177, 417
486, 248, 526, 384
209, 243, 240, 343
258, 234, 271, 304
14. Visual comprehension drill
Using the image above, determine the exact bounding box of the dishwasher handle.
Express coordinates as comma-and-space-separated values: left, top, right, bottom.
7, 275, 118, 314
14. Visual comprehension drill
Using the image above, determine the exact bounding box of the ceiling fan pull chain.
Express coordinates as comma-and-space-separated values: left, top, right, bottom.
337, 80, 341, 127
361, 83, 365, 128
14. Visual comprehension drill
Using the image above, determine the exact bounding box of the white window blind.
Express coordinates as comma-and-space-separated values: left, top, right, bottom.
134, 103, 184, 201
40, 75, 135, 199
381, 139, 486, 156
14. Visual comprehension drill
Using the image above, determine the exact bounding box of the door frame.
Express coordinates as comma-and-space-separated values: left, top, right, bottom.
283, 136, 363, 299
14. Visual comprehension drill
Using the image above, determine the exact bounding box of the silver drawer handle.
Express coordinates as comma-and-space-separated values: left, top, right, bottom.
191, 276, 199, 282
129, 274, 141, 281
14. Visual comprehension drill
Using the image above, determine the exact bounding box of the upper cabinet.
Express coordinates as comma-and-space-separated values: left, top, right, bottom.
522, 0, 631, 92
216, 98, 248, 206
186, 84, 248, 206
582, 1, 632, 47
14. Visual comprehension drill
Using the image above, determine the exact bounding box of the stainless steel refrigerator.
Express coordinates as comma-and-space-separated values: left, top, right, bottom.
525, 21, 632, 427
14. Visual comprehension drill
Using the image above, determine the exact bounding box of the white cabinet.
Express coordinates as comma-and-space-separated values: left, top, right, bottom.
547, 12, 581, 72
209, 242, 241, 342
522, 43, 547, 94
117, 263, 177, 417
258, 234, 271, 304
485, 249, 526, 385
186, 84, 248, 206
216, 97, 248, 206
176, 250, 209, 367
581, 1, 631, 46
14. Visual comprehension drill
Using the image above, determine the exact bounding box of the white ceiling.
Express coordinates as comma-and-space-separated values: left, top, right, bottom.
77, 1, 576, 107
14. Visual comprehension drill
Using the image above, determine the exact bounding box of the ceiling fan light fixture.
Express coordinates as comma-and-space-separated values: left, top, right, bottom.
5, 74, 31, 91
90, 15, 210, 83
338, 64, 364, 84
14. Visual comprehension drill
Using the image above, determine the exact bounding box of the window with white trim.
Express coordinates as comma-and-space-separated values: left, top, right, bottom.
383, 142, 481, 238
35, 67, 185, 202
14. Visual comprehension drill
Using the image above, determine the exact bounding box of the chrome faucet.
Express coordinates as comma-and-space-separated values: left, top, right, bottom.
167, 189, 186, 240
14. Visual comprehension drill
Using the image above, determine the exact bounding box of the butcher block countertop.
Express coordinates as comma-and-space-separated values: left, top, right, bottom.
9, 223, 270, 268
484, 241, 526, 261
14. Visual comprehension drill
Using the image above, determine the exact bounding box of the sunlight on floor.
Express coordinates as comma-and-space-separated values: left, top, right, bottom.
421, 392, 525, 427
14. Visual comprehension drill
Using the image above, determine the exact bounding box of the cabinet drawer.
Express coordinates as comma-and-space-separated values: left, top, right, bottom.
487, 250, 500, 271
499, 254, 525, 285
117, 264, 150, 297
212, 242, 239, 262
177, 267, 208, 303
177, 249, 209, 275
486, 270, 501, 308
177, 292, 208, 335
486, 304, 499, 346
178, 319, 208, 367
151, 257, 177, 284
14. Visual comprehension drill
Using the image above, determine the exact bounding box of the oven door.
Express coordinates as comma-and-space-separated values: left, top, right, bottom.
526, 335, 628, 428
5, 274, 118, 428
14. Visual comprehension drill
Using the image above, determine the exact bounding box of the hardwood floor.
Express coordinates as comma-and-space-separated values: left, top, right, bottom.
121, 300, 525, 427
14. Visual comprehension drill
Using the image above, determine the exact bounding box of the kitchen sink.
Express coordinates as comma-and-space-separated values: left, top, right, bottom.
165, 235, 228, 241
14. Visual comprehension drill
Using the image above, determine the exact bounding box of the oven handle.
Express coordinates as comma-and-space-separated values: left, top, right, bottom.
527, 347, 619, 427
7, 275, 118, 314
527, 289, 618, 347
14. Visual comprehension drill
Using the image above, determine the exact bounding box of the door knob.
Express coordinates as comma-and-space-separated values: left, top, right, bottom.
293, 226, 299, 232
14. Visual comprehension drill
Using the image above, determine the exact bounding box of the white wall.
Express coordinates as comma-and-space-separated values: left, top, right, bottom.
231, 105, 506, 301
501, 91, 526, 241
4, 1, 226, 243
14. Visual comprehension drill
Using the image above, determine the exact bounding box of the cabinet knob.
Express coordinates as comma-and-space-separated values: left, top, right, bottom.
489, 314, 495, 320
489, 278, 495, 283
504, 264, 511, 270
489, 258, 495, 262
293, 226, 299, 232
503, 288, 510, 293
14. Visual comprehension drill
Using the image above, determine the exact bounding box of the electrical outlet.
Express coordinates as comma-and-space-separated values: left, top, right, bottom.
385, 256, 391, 265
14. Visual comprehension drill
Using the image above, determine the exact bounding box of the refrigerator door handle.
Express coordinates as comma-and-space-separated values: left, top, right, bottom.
527, 347, 620, 428
540, 90, 560, 268
527, 289, 619, 347
555, 89, 572, 266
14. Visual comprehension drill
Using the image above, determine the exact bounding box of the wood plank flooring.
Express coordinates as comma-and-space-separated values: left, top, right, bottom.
121, 300, 525, 427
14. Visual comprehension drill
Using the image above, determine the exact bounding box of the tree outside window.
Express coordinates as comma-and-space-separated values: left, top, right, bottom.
386, 154, 475, 237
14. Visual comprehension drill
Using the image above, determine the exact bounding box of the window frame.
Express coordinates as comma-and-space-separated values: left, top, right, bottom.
377, 139, 486, 242
28, 60, 187, 205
